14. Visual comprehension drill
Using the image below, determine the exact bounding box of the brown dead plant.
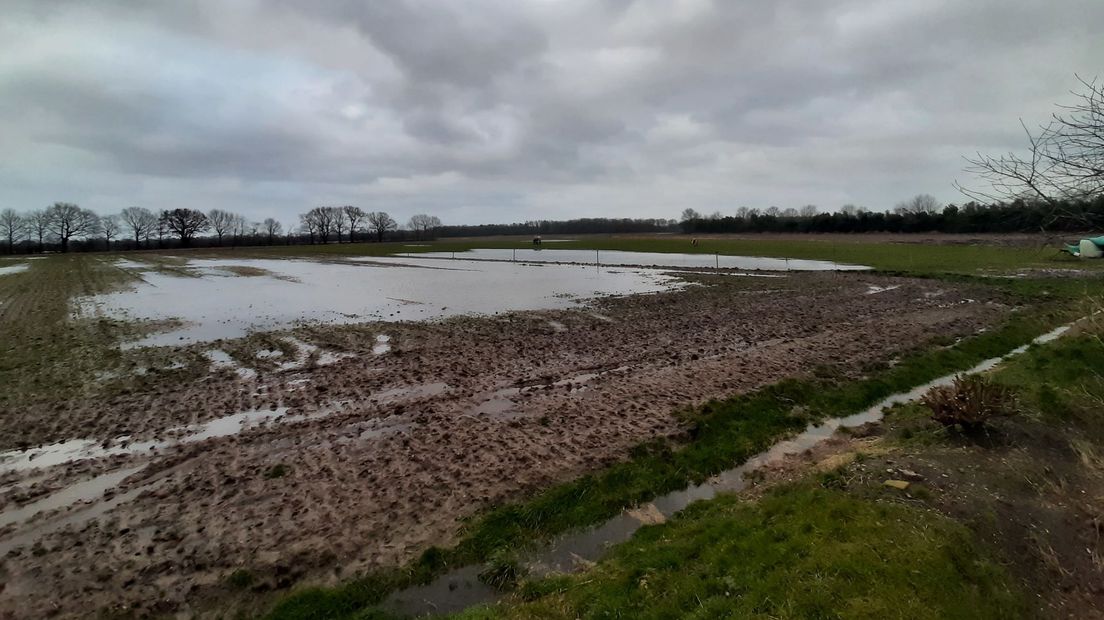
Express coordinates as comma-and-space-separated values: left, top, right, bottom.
922, 374, 1018, 434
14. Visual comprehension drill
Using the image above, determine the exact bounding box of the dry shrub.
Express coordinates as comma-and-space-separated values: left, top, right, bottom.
922, 374, 1017, 433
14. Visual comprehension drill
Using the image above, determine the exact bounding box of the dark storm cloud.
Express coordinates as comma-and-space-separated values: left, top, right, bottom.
1, 0, 1102, 223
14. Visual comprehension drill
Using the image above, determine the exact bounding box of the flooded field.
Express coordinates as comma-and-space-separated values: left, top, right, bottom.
0, 259, 1015, 618
402, 248, 869, 271
84, 256, 683, 346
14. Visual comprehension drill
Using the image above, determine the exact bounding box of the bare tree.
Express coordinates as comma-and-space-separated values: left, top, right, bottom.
680, 208, 701, 221
230, 214, 248, 246
99, 214, 121, 249
301, 207, 338, 243
263, 218, 283, 245
839, 204, 858, 216
959, 76, 1103, 226
120, 207, 156, 249
366, 211, 397, 242
799, 204, 819, 218
28, 210, 51, 252
407, 214, 442, 240
894, 194, 941, 215
160, 208, 209, 246
46, 202, 98, 252
0, 209, 25, 254
328, 206, 348, 242
781, 207, 798, 218
155, 210, 168, 248
343, 206, 365, 242
208, 209, 235, 245
299, 212, 318, 244
765, 206, 781, 217
735, 206, 751, 219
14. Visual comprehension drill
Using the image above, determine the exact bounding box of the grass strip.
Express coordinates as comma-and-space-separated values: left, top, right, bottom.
194, 235, 1104, 275
454, 483, 1023, 620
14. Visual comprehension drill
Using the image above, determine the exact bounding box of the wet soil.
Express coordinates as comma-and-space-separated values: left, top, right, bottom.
0, 272, 1012, 618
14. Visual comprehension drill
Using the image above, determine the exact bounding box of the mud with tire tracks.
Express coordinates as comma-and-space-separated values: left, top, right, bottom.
0, 271, 1012, 618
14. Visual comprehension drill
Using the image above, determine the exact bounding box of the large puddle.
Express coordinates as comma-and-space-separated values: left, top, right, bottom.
0, 263, 29, 277
84, 257, 683, 346
380, 321, 1075, 617
400, 249, 869, 271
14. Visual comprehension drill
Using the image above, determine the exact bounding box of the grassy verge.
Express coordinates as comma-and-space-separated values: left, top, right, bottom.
264, 303, 1072, 619
193, 235, 1104, 275
455, 483, 1023, 620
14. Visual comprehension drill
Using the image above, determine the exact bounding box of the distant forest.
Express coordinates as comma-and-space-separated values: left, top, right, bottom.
438, 195, 1104, 238
677, 196, 1104, 236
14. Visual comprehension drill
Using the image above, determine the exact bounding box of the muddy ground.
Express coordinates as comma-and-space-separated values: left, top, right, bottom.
0, 272, 1012, 618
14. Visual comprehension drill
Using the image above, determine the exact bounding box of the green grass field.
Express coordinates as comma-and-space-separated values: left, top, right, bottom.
454, 484, 1022, 620
208, 234, 1100, 275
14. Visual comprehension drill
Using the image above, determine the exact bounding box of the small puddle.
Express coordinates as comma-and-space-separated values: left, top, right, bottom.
380, 321, 1076, 617
371, 382, 450, 405
0, 470, 165, 557
204, 349, 257, 380
0, 263, 29, 277
467, 368, 626, 421
275, 338, 353, 371
0, 407, 289, 473
373, 334, 392, 355
0, 466, 146, 529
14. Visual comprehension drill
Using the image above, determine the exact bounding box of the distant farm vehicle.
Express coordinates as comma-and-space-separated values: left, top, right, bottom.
532, 236, 542, 245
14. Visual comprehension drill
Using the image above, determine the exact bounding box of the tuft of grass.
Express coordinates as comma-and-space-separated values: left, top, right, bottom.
264, 464, 291, 479
227, 569, 256, 590
478, 550, 524, 591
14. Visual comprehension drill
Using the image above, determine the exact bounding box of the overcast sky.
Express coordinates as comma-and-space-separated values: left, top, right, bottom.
2, 1, 1102, 226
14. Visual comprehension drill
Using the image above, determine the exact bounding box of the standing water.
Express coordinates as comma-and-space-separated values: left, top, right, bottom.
398, 249, 869, 271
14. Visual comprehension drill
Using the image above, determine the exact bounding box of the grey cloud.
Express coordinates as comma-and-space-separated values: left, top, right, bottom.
1, 0, 1102, 224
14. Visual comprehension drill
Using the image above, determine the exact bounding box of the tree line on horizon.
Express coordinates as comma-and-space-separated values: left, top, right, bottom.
2, 194, 1102, 255
0, 204, 443, 254
678, 194, 1104, 235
